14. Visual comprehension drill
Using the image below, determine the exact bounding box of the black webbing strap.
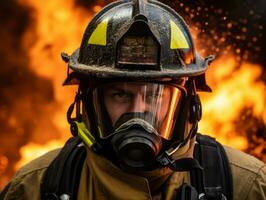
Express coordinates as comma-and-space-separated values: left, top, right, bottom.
41, 137, 86, 200
192, 134, 233, 200
216, 140, 233, 200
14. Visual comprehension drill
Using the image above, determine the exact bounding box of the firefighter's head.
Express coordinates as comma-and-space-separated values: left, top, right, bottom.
63, 0, 214, 171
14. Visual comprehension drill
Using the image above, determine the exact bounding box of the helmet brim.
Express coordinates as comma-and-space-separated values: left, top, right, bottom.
68, 49, 209, 79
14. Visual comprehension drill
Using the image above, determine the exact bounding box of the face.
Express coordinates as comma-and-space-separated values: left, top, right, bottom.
92, 81, 183, 139
103, 82, 171, 127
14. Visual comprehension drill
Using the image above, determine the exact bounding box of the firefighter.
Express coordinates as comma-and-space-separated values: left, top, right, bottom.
1, 0, 265, 200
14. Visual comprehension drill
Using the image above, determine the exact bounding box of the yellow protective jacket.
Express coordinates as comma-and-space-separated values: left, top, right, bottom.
1, 145, 265, 200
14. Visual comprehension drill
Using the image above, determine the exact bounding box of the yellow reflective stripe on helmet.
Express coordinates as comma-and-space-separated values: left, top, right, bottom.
170, 20, 189, 49
88, 18, 108, 46
75, 121, 95, 147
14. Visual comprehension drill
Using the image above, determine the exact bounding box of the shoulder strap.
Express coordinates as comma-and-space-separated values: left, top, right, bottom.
192, 134, 233, 200
41, 137, 86, 200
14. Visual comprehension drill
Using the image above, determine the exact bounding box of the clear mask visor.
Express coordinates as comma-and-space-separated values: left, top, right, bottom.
92, 82, 184, 140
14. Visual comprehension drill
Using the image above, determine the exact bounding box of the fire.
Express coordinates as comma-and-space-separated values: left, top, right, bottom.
15, 140, 63, 170
199, 55, 266, 150
20, 0, 91, 104
10, 0, 100, 170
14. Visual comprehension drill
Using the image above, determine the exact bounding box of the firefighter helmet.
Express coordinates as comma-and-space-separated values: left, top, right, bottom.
63, 0, 213, 91
64, 0, 214, 171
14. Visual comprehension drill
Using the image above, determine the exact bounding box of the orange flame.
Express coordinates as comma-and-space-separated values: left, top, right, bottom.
14, 0, 101, 169
199, 55, 266, 150
15, 140, 63, 170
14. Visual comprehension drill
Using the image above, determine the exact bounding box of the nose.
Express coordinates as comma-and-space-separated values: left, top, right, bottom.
129, 94, 146, 113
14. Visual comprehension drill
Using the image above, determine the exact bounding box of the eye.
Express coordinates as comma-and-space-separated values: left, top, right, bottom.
112, 92, 132, 103
145, 93, 162, 103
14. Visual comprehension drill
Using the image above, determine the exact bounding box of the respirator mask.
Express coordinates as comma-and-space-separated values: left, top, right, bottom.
90, 81, 186, 170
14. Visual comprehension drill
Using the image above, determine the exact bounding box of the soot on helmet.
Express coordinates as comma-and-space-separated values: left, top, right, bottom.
109, 112, 162, 171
